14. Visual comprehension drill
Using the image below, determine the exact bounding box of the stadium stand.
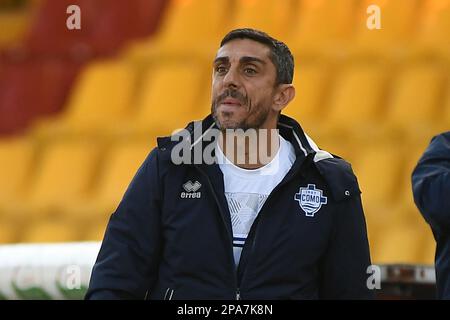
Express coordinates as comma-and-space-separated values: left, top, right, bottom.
0, 0, 449, 299
64, 140, 153, 229
31, 59, 137, 137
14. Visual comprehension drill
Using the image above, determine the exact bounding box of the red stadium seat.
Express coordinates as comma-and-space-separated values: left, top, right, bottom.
24, 0, 167, 58
0, 58, 81, 135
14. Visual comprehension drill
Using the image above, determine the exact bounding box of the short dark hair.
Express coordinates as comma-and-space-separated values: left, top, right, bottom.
220, 28, 294, 85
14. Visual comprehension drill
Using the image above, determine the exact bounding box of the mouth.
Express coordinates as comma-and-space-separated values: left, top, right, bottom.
220, 97, 242, 107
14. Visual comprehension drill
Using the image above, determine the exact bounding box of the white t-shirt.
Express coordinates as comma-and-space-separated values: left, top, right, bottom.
216, 135, 296, 267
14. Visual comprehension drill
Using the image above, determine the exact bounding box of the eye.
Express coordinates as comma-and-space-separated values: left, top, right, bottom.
215, 65, 227, 74
244, 68, 257, 75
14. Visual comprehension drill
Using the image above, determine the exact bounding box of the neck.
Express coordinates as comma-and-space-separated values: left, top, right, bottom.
219, 128, 280, 169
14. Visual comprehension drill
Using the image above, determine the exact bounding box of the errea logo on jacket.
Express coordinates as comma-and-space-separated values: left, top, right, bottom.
181, 180, 202, 199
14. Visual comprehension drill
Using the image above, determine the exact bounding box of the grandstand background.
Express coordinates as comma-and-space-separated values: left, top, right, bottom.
0, 0, 449, 299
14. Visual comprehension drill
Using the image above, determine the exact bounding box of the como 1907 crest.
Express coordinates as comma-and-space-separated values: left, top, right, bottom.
294, 184, 327, 217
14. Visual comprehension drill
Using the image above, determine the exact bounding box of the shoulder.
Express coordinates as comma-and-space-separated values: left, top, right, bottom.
313, 155, 361, 202
425, 131, 450, 158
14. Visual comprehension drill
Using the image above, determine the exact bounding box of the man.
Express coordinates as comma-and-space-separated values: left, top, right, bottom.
86, 28, 373, 299
412, 132, 450, 299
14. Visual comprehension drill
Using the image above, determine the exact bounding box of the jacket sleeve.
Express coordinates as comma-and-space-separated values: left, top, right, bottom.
412, 132, 450, 233
85, 148, 163, 300
315, 158, 374, 299
319, 193, 374, 299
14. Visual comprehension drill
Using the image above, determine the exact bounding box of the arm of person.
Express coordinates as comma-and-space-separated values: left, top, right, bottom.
412, 132, 450, 232
319, 193, 374, 299
85, 148, 163, 300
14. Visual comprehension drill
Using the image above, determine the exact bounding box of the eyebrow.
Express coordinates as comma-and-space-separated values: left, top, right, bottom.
213, 56, 267, 66
240, 56, 266, 65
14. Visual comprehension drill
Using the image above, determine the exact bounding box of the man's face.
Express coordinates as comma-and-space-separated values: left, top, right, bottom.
211, 39, 279, 130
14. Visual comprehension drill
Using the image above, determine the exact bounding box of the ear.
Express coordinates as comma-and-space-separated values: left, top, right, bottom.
272, 84, 295, 112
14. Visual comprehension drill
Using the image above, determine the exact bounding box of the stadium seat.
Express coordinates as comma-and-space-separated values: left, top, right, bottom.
24, 0, 166, 58
126, 0, 231, 61
2, 139, 101, 223
230, 0, 292, 40
315, 136, 355, 163
442, 82, 450, 130
351, 0, 422, 55
83, 223, 107, 241
0, 9, 31, 48
0, 58, 80, 135
121, 61, 208, 136
32, 60, 136, 137
372, 222, 426, 264
283, 59, 331, 134
415, 0, 450, 56
288, 0, 358, 54
64, 140, 152, 225
383, 61, 445, 136
352, 143, 403, 230
20, 220, 80, 243
320, 59, 388, 137
422, 230, 436, 265
0, 137, 34, 212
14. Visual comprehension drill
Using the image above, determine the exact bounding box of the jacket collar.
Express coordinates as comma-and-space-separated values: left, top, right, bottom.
157, 113, 326, 163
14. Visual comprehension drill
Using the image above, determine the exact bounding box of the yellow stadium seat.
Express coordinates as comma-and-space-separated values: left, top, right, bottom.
32, 60, 136, 137
413, 210, 436, 264
83, 223, 107, 241
157, 0, 229, 47
64, 140, 152, 224
352, 0, 422, 55
3, 139, 101, 223
126, 0, 231, 60
0, 137, 34, 210
122, 61, 209, 136
383, 61, 445, 136
321, 60, 388, 137
352, 143, 403, 229
283, 59, 330, 134
315, 137, 355, 163
230, 0, 292, 40
372, 222, 426, 264
21, 220, 80, 243
288, 0, 359, 53
392, 147, 437, 265
442, 83, 450, 130
0, 10, 31, 47
422, 230, 436, 265
415, 0, 450, 56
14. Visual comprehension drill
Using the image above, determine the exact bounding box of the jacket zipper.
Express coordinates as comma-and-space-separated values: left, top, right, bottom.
195, 165, 239, 298
237, 158, 307, 290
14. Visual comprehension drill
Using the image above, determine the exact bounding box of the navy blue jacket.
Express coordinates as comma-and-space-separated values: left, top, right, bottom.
412, 131, 450, 299
86, 114, 373, 300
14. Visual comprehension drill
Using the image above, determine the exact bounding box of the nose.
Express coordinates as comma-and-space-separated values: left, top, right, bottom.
222, 66, 241, 89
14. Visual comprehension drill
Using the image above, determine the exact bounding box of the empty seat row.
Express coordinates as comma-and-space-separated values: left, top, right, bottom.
126, 0, 450, 61
31, 58, 211, 139
22, 57, 448, 142
0, 58, 82, 135
0, 137, 153, 226
10, 0, 167, 58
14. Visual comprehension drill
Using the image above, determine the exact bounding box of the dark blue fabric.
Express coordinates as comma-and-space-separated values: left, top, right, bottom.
412, 131, 450, 299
